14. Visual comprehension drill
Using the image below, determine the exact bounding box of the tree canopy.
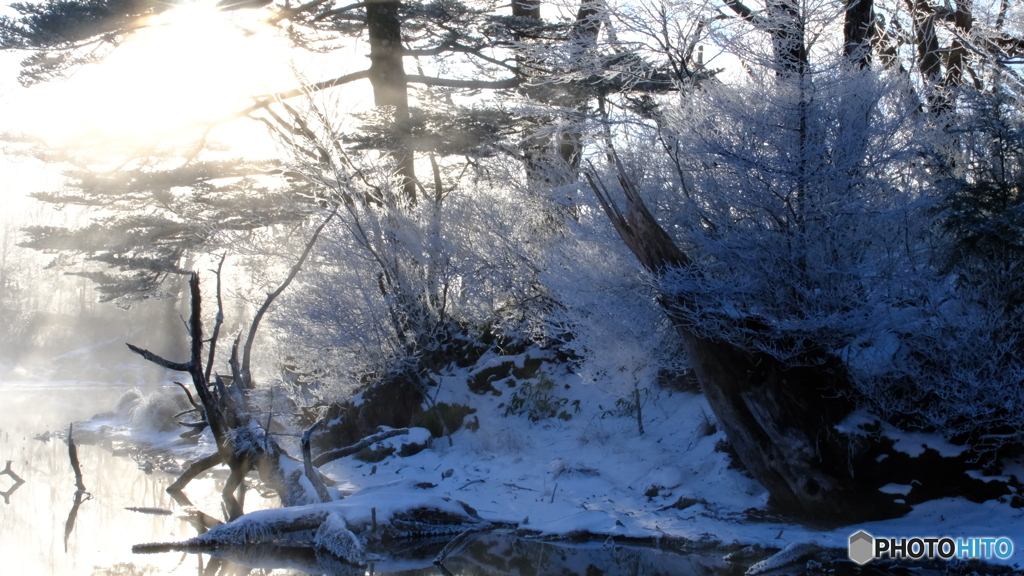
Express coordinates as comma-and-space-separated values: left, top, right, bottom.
5, 0, 1024, 523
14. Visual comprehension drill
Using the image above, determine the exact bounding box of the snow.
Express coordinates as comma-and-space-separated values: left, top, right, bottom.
836, 408, 968, 458
313, 365, 801, 548
83, 355, 1024, 569
308, 357, 1024, 567
313, 512, 365, 563
879, 483, 913, 496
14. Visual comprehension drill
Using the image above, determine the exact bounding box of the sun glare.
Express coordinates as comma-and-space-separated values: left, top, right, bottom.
13, 1, 295, 150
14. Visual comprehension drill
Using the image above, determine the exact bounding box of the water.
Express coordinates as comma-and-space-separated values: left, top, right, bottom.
0, 381, 897, 576
0, 381, 280, 576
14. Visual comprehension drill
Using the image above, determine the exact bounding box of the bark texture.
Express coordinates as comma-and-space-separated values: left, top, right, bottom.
366, 0, 416, 201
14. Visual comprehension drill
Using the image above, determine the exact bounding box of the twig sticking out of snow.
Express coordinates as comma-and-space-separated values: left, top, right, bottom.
457, 479, 485, 491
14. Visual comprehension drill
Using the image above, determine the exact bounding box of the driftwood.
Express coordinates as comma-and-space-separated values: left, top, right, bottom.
128, 273, 304, 509
125, 207, 395, 522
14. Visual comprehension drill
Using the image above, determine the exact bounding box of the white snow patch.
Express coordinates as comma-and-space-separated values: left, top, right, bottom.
965, 469, 1011, 483
878, 483, 913, 495
883, 427, 967, 458
834, 409, 967, 458
833, 408, 878, 436
86, 347, 1024, 569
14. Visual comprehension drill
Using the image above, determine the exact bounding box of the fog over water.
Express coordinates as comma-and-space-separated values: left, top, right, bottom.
0, 381, 286, 575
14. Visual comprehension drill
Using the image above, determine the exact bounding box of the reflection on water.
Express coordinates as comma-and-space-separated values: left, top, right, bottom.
443, 534, 741, 576
174, 532, 745, 576
0, 382, 277, 576
0, 382, 869, 576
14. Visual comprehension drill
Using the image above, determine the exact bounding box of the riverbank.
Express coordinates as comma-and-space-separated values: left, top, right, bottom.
67, 342, 1024, 574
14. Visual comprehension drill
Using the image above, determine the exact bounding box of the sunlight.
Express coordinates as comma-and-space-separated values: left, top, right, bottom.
13, 0, 295, 150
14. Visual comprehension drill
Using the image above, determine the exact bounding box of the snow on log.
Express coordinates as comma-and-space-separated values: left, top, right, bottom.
313, 512, 365, 564
133, 486, 491, 558
745, 542, 826, 575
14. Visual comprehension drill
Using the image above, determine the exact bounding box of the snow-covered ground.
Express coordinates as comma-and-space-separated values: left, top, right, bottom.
79, 346, 1024, 571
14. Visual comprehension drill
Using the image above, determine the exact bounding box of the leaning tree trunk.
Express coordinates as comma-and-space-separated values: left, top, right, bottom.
586, 159, 911, 523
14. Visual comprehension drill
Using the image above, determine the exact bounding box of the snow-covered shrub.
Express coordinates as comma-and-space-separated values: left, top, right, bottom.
606, 62, 1024, 452
266, 98, 540, 401
652, 67, 928, 364
503, 375, 580, 422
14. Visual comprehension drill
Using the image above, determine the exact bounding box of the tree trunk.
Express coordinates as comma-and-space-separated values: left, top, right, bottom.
944, 0, 973, 89
586, 160, 910, 523
844, 0, 874, 66
366, 0, 417, 201
767, 0, 808, 77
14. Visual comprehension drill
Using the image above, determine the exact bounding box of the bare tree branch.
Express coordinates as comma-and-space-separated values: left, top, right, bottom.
204, 253, 228, 383
406, 74, 522, 89
301, 419, 332, 503
167, 453, 224, 493
241, 206, 340, 388
236, 70, 372, 119
312, 428, 410, 467
125, 344, 191, 372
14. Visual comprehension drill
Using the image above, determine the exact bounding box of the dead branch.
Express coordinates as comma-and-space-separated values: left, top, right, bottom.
167, 452, 224, 493
66, 424, 86, 492
312, 427, 410, 467
204, 253, 228, 383
301, 419, 333, 503
172, 382, 201, 410
125, 344, 191, 373
241, 207, 339, 388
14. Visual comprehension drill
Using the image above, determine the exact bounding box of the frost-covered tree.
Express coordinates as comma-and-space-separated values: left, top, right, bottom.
582, 0, 1024, 522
